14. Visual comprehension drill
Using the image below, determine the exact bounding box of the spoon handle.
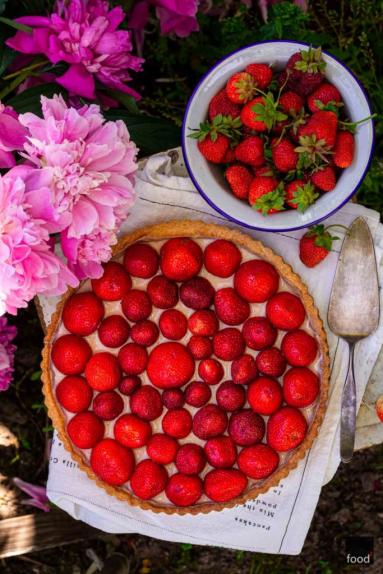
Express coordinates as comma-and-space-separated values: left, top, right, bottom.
340, 341, 357, 463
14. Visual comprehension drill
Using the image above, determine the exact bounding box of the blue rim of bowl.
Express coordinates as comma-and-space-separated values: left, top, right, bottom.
181, 39, 376, 232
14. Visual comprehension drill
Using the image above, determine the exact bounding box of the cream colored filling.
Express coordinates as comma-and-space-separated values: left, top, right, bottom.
51, 238, 322, 507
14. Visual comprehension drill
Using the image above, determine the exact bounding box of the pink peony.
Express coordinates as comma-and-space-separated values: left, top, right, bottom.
0, 316, 17, 391
0, 104, 27, 168
6, 0, 144, 100
13, 478, 50, 512
0, 169, 78, 316
129, 0, 199, 45
19, 94, 138, 280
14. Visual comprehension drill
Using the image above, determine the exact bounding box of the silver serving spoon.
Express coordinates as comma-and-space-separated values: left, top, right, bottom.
327, 217, 380, 463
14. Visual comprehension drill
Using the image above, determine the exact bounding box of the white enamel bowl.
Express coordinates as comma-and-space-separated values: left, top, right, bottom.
182, 40, 374, 232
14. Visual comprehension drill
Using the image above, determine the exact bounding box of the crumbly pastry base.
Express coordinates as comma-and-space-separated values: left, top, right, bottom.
41, 220, 330, 515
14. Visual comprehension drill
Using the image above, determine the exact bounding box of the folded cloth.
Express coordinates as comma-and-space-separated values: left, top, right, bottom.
41, 149, 383, 555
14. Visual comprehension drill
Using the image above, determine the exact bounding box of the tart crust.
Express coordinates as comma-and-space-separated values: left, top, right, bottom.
41, 220, 330, 515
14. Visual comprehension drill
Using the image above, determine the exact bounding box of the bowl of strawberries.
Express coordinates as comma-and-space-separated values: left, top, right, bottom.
182, 40, 374, 232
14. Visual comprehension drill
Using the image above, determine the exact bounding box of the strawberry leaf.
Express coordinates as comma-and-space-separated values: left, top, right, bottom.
253, 185, 285, 216
289, 182, 319, 213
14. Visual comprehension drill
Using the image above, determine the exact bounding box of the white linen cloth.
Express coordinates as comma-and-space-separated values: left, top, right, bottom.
41, 149, 383, 554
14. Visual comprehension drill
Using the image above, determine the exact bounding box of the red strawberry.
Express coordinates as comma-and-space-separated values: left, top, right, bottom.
248, 376, 283, 415
90, 438, 135, 486
245, 63, 273, 90
93, 390, 124, 420
119, 375, 141, 396
279, 91, 304, 115
266, 292, 306, 330
299, 224, 339, 268
162, 408, 193, 438
98, 315, 130, 348
187, 335, 212, 360
180, 277, 215, 310
123, 242, 159, 279
242, 317, 277, 350
147, 342, 195, 389
198, 133, 230, 163
216, 380, 246, 411
193, 404, 228, 439
198, 359, 224, 385
165, 473, 203, 506
114, 413, 152, 448
51, 334, 91, 375
281, 329, 318, 366
248, 176, 285, 215
285, 179, 319, 212
204, 239, 242, 278
162, 388, 185, 409
225, 164, 254, 200
255, 165, 274, 177
307, 82, 342, 113
222, 147, 236, 163
299, 110, 338, 148
63, 292, 104, 336
130, 320, 159, 347
161, 238, 203, 281
375, 396, 383, 423
256, 347, 287, 377
56, 375, 92, 413
228, 409, 265, 446
226, 71, 256, 103
208, 89, 241, 120
118, 343, 148, 375
146, 433, 178, 465
213, 328, 245, 361
241, 97, 268, 131
285, 47, 325, 96
334, 130, 354, 168
130, 459, 168, 500
130, 385, 163, 421
310, 165, 336, 192
283, 367, 320, 407
159, 309, 188, 340
234, 136, 264, 167
204, 436, 237, 468
121, 289, 152, 323
214, 287, 250, 326
85, 352, 121, 391
238, 444, 279, 479
271, 138, 298, 172
231, 354, 258, 385
91, 262, 132, 301
67, 411, 104, 449
234, 259, 279, 302
176, 444, 206, 475
204, 469, 247, 503
188, 309, 218, 337
147, 275, 178, 309
185, 381, 212, 407
267, 406, 307, 451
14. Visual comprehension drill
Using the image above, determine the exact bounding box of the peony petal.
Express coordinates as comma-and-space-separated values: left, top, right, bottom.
56, 64, 96, 99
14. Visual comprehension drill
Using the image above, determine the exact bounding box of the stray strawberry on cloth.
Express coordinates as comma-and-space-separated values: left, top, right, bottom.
38, 149, 383, 555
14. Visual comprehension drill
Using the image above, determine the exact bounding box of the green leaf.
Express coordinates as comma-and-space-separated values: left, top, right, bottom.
6, 83, 67, 114
107, 89, 140, 115
105, 111, 181, 157
0, 0, 8, 15
0, 45, 15, 76
31, 370, 42, 381
0, 16, 32, 33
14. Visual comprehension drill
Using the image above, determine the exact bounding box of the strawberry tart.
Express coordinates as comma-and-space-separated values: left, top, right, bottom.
42, 221, 330, 514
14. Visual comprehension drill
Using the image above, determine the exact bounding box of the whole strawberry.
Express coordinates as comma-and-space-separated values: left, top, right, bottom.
334, 131, 355, 168
279, 91, 304, 116
285, 180, 319, 212
208, 89, 241, 120
241, 97, 268, 131
248, 176, 285, 215
225, 164, 253, 200
299, 224, 339, 268
226, 71, 256, 103
298, 110, 338, 148
198, 133, 230, 163
284, 47, 326, 96
310, 165, 336, 192
271, 138, 298, 172
307, 82, 342, 113
245, 63, 273, 90
190, 114, 242, 163
234, 136, 264, 166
